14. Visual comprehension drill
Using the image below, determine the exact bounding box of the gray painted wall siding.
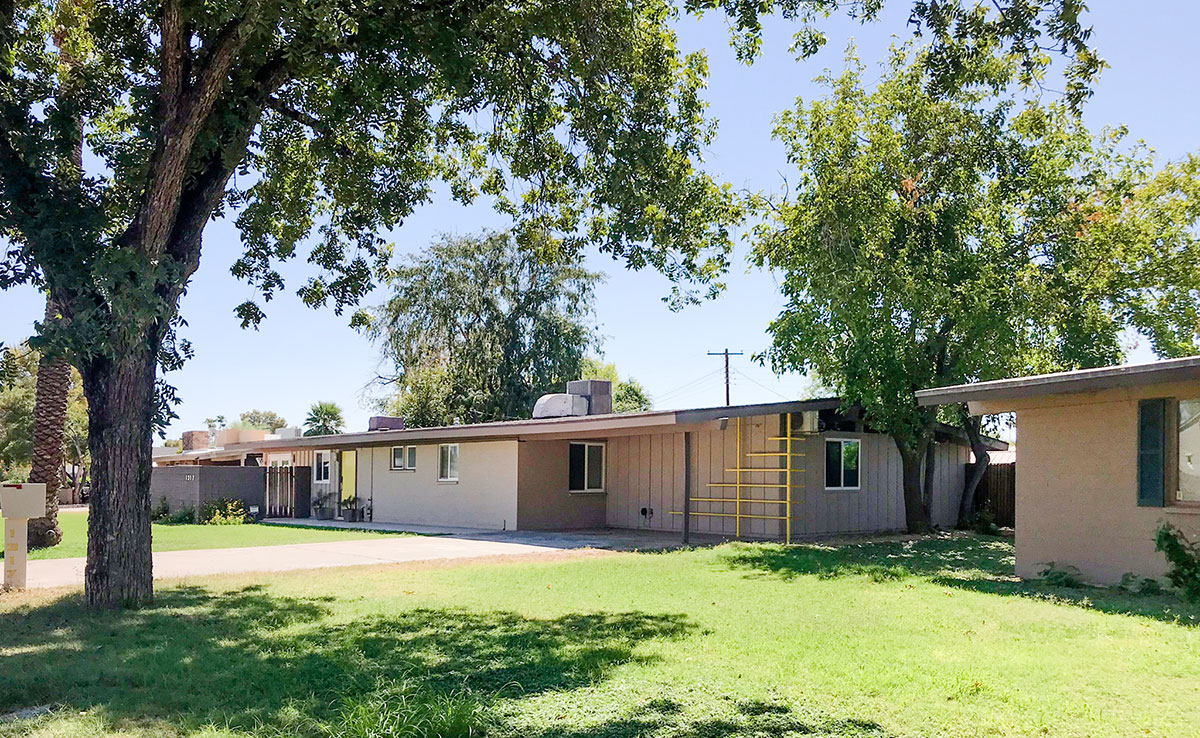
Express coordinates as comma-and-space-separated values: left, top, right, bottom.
603, 413, 968, 539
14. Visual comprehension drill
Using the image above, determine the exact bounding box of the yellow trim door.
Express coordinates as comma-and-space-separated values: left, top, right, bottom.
340, 450, 357, 503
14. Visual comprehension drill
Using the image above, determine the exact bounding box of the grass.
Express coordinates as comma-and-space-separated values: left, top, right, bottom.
1, 534, 1199, 737
10, 512, 410, 560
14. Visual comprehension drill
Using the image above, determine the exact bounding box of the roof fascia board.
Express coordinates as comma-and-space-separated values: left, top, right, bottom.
915, 357, 1200, 408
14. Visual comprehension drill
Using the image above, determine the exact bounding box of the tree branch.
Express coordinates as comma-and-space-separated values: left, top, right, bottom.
159, 0, 185, 124
130, 0, 262, 258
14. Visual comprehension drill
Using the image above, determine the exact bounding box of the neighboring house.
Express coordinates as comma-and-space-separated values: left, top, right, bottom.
917, 355, 1200, 585
210, 381, 1001, 540
155, 427, 303, 467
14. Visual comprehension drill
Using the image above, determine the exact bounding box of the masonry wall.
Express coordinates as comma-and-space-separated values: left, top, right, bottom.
150, 466, 267, 520
1011, 380, 1200, 584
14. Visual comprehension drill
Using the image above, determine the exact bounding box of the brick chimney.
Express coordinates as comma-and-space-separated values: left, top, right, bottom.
181, 430, 210, 451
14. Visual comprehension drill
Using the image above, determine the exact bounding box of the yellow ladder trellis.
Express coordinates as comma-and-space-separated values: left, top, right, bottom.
670, 414, 806, 544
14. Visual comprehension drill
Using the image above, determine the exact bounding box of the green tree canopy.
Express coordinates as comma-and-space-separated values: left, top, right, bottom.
237, 409, 288, 432
753, 45, 1200, 531
304, 402, 345, 436
579, 357, 653, 413
376, 231, 601, 427
0, 0, 1106, 606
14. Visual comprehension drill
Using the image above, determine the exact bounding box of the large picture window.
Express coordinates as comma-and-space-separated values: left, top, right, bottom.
825, 439, 861, 490
438, 444, 459, 482
569, 442, 605, 492
1179, 398, 1200, 504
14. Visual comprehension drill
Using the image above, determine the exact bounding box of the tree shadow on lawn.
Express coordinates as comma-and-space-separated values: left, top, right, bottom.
720, 534, 1200, 626
521, 696, 896, 738
0, 584, 692, 735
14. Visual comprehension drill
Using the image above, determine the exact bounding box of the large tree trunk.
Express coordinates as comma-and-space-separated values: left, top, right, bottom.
82, 341, 157, 608
922, 440, 936, 525
895, 436, 932, 533
958, 410, 990, 525
27, 300, 70, 548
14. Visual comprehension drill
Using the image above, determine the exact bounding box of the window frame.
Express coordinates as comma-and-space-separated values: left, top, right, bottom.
390, 445, 417, 472
438, 443, 459, 482
1175, 396, 1200, 507
568, 441, 606, 493
824, 437, 862, 491
314, 451, 331, 483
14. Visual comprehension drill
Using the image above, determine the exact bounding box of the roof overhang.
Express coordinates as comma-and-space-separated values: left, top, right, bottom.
231, 398, 845, 453
915, 356, 1200, 413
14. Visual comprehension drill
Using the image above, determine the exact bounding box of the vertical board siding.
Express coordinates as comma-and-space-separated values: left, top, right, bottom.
601, 415, 969, 540
972, 461, 1016, 527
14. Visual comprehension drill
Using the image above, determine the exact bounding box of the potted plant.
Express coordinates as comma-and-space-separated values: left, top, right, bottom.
313, 492, 335, 520
343, 495, 360, 522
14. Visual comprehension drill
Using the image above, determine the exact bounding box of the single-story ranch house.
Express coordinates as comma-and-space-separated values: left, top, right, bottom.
917, 355, 1200, 584
160, 381, 1003, 541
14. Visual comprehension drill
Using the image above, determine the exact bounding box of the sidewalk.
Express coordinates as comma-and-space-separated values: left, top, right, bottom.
21, 535, 569, 589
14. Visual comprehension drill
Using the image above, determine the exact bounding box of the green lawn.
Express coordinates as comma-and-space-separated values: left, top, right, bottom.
2, 535, 1198, 738
8, 513, 409, 560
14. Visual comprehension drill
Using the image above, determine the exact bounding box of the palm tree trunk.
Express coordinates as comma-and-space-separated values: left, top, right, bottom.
27, 299, 70, 549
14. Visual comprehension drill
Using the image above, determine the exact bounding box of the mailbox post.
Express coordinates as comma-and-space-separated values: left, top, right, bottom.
1, 482, 47, 590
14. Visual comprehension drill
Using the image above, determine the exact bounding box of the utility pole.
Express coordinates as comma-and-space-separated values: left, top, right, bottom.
707, 348, 744, 406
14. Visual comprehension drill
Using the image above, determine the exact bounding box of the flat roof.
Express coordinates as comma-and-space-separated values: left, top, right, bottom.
915, 355, 1200, 407
234, 397, 845, 452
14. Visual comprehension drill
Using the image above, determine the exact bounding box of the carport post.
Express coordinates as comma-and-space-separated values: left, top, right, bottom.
682, 432, 693, 544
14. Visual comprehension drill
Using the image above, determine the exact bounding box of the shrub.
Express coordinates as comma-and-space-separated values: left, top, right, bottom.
1118, 572, 1165, 596
964, 505, 1001, 536
151, 496, 170, 521
201, 498, 248, 525
1155, 523, 1200, 602
165, 506, 196, 525
1038, 562, 1083, 588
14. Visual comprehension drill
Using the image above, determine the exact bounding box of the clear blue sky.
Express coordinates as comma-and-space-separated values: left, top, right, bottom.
1, 1, 1194, 437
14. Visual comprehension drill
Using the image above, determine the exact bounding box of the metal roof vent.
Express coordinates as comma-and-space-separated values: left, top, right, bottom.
532, 393, 589, 419
532, 379, 614, 418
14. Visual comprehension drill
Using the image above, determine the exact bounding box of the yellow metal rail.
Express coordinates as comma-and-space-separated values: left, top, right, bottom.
669, 413, 806, 543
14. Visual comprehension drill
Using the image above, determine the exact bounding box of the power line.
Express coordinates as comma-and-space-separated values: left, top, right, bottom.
731, 367, 792, 402
652, 368, 725, 404
706, 349, 744, 406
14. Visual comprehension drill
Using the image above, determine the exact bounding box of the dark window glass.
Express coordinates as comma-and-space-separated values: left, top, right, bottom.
843, 441, 860, 488
825, 441, 842, 488
407, 446, 418, 470
392, 447, 405, 469
569, 443, 586, 491
587, 445, 604, 490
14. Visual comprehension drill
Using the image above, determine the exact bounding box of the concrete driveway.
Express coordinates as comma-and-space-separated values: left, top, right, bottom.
21, 526, 698, 590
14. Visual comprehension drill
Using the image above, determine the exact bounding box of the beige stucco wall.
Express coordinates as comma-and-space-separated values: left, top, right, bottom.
515, 440, 607, 529
1012, 380, 1200, 584
360, 441, 519, 530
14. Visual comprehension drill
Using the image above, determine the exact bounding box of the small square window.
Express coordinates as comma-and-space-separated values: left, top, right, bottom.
825, 439, 861, 490
439, 444, 459, 482
391, 446, 406, 470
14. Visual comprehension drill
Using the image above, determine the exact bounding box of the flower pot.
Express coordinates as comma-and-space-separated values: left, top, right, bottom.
314, 507, 334, 521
